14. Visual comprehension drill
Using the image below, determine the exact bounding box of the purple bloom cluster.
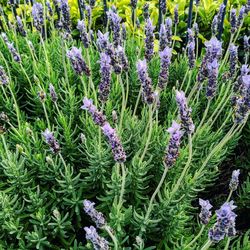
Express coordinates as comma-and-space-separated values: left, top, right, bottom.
67, 47, 90, 76
90, 0, 96, 9
99, 52, 112, 102
211, 15, 218, 36
32, 3, 44, 32
229, 44, 238, 78
144, 18, 155, 61
46, 1, 53, 17
209, 201, 237, 242
158, 47, 172, 89
83, 199, 106, 228
81, 97, 106, 126
229, 169, 240, 191
187, 41, 195, 69
237, 6, 246, 27
102, 122, 126, 163
42, 129, 60, 154
0, 66, 9, 85
130, 0, 137, 9
164, 121, 183, 168
84, 226, 109, 250
159, 23, 167, 51
16, 16, 26, 37
193, 23, 199, 37
107, 10, 121, 47
49, 84, 58, 102
116, 45, 129, 72
60, 0, 71, 34
121, 23, 126, 41
136, 59, 155, 104
206, 59, 219, 99
160, 0, 167, 15
230, 9, 237, 33
143, 3, 149, 20
218, 4, 225, 26
97, 31, 110, 52
244, 35, 249, 53
199, 199, 213, 225
174, 5, 179, 25
165, 18, 172, 46
77, 20, 89, 48
176, 90, 195, 134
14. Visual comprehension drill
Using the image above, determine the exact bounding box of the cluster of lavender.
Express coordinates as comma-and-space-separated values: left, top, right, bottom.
84, 226, 109, 250
164, 121, 183, 168
16, 16, 26, 37
0, 66, 9, 85
81, 97, 126, 163
83, 200, 106, 228
160, 0, 167, 15
209, 201, 237, 242
49, 84, 58, 103
59, 0, 71, 34
136, 59, 155, 105
32, 3, 44, 33
158, 47, 172, 89
199, 199, 212, 225
143, 3, 149, 20
1, 33, 21, 63
77, 20, 89, 48
159, 18, 172, 51
42, 129, 60, 154
187, 29, 195, 69
229, 169, 240, 191
144, 18, 155, 61
67, 47, 90, 76
229, 44, 238, 78
176, 90, 195, 134
107, 9, 121, 47
174, 5, 179, 25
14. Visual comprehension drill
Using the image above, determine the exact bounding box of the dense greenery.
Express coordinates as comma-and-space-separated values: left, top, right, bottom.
0, 0, 249, 250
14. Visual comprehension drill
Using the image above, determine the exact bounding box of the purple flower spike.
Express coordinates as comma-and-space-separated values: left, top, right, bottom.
187, 41, 195, 69
229, 44, 238, 78
32, 3, 44, 32
237, 6, 245, 27
90, 0, 96, 9
97, 31, 110, 52
116, 46, 129, 72
130, 0, 138, 9
143, 3, 150, 20
229, 169, 240, 191
174, 5, 179, 25
84, 226, 109, 250
165, 17, 172, 46
244, 36, 249, 53
206, 59, 219, 99
176, 90, 195, 134
16, 16, 27, 37
159, 23, 167, 51
164, 121, 183, 168
77, 20, 89, 48
212, 15, 218, 35
107, 10, 121, 47
199, 199, 213, 224
187, 28, 194, 44
81, 97, 106, 126
204, 37, 222, 61
99, 52, 112, 103
102, 122, 126, 163
49, 84, 58, 102
67, 47, 90, 76
0, 66, 9, 85
230, 9, 237, 33
83, 200, 106, 228
42, 129, 60, 154
121, 23, 126, 41
209, 201, 237, 242
137, 59, 155, 104
160, 0, 167, 15
158, 47, 172, 89
144, 18, 155, 61
60, 0, 71, 34
193, 23, 199, 37
218, 4, 225, 25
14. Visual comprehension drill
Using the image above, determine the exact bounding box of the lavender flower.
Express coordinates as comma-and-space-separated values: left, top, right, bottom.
49, 84, 58, 102
107, 10, 121, 47
98, 53, 112, 102
77, 20, 89, 48
158, 47, 172, 89
176, 90, 195, 134
206, 59, 219, 99
136, 59, 155, 104
121, 23, 126, 41
46, 1, 53, 17
86, 5, 92, 24
199, 199, 213, 225
164, 121, 183, 168
244, 35, 249, 53
229, 44, 238, 78
229, 169, 240, 191
193, 23, 199, 37
84, 226, 109, 250
187, 28, 194, 44
143, 3, 149, 20
97, 31, 110, 52
81, 97, 106, 126
212, 15, 218, 35
204, 37, 222, 61
83, 200, 106, 228
230, 8, 237, 33
67, 47, 90, 76
209, 201, 237, 242
165, 17, 172, 46
159, 23, 167, 51
160, 0, 167, 15
218, 4, 225, 25
102, 122, 126, 163
89, 0, 95, 9
130, 0, 137, 9
237, 65, 249, 93
42, 129, 60, 154
60, 0, 71, 34
116, 46, 129, 72
144, 18, 154, 61
187, 41, 195, 69
16, 16, 26, 36
237, 6, 245, 27
174, 5, 179, 25
0, 66, 9, 85
32, 3, 44, 32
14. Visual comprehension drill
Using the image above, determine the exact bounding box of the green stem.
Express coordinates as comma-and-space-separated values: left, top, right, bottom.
201, 240, 212, 250
119, 75, 126, 131
103, 225, 119, 250
195, 100, 211, 134
226, 190, 233, 202
133, 87, 142, 117
42, 102, 51, 130
180, 70, 189, 90
172, 24, 177, 49
118, 163, 126, 209
185, 225, 205, 249
224, 238, 231, 250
